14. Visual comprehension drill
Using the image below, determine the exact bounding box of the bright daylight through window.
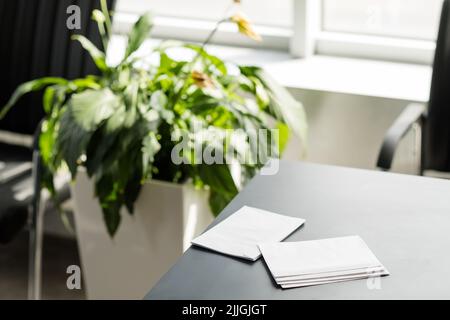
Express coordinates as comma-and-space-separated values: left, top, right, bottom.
116, 0, 444, 63
323, 0, 442, 40
116, 0, 293, 28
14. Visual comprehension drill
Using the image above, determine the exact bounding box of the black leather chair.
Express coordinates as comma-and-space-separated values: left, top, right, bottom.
377, 0, 450, 175
0, 0, 115, 299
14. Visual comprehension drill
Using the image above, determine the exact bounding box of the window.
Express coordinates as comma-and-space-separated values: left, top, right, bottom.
116, 0, 292, 28
114, 0, 293, 50
313, 0, 444, 64
115, 0, 444, 64
322, 0, 442, 40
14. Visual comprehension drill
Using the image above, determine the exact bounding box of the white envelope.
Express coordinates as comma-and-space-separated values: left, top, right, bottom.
280, 274, 383, 289
191, 206, 305, 261
276, 265, 386, 282
259, 235, 387, 278
277, 270, 388, 284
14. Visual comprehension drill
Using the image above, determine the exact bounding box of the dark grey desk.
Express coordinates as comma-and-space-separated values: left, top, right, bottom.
146, 161, 450, 299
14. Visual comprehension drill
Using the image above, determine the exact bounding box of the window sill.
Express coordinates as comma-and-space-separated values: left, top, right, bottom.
264, 55, 431, 102
108, 35, 432, 103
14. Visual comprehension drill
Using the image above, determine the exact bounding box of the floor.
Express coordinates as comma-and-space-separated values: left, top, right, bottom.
0, 231, 85, 300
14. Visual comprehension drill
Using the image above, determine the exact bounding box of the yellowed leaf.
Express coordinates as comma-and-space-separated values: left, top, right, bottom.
230, 12, 262, 42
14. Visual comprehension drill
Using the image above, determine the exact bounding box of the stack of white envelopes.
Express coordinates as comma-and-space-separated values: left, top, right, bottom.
191, 206, 305, 261
258, 235, 389, 289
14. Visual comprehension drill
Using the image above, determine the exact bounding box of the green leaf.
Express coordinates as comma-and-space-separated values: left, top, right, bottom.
101, 204, 122, 237
85, 127, 118, 176
70, 89, 119, 130
72, 35, 108, 72
57, 89, 119, 176
185, 44, 227, 75
150, 90, 168, 110
57, 109, 91, 176
277, 122, 290, 154
198, 164, 238, 197
95, 171, 124, 236
124, 13, 153, 60
189, 93, 220, 115
39, 119, 55, 165
159, 53, 177, 72
42, 78, 100, 115
124, 82, 139, 109
105, 104, 127, 132
92, 9, 106, 24
43, 87, 56, 114
142, 132, 161, 178
252, 77, 270, 108
71, 77, 102, 90
150, 90, 173, 123
95, 169, 116, 201
124, 173, 142, 214
40, 162, 56, 196
208, 190, 233, 216
0, 77, 68, 119
250, 67, 308, 145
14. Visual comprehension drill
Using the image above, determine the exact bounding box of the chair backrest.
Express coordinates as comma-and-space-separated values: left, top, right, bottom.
0, 0, 115, 135
425, 0, 450, 172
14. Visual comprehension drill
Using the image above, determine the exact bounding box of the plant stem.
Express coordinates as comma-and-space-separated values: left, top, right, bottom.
97, 23, 109, 53
204, 19, 227, 48
194, 18, 229, 65
100, 0, 112, 52
169, 0, 238, 108
100, 0, 112, 37
171, 18, 229, 107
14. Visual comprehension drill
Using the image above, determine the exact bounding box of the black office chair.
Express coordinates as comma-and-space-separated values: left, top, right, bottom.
0, 0, 115, 299
377, 0, 450, 175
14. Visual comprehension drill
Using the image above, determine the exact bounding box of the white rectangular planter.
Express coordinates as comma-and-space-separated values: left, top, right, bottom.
71, 170, 213, 299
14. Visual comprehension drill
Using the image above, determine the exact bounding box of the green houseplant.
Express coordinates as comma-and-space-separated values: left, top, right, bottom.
0, 0, 307, 237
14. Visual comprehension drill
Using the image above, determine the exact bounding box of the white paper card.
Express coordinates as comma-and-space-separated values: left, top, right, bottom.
278, 270, 387, 284
280, 275, 378, 289
259, 235, 388, 278
276, 265, 386, 282
191, 206, 305, 261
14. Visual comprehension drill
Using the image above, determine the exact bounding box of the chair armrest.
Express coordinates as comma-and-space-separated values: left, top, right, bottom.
0, 130, 33, 148
376, 103, 426, 170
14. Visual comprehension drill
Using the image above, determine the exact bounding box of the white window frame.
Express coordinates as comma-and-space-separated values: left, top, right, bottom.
113, 0, 437, 65
292, 0, 436, 64
113, 6, 292, 51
